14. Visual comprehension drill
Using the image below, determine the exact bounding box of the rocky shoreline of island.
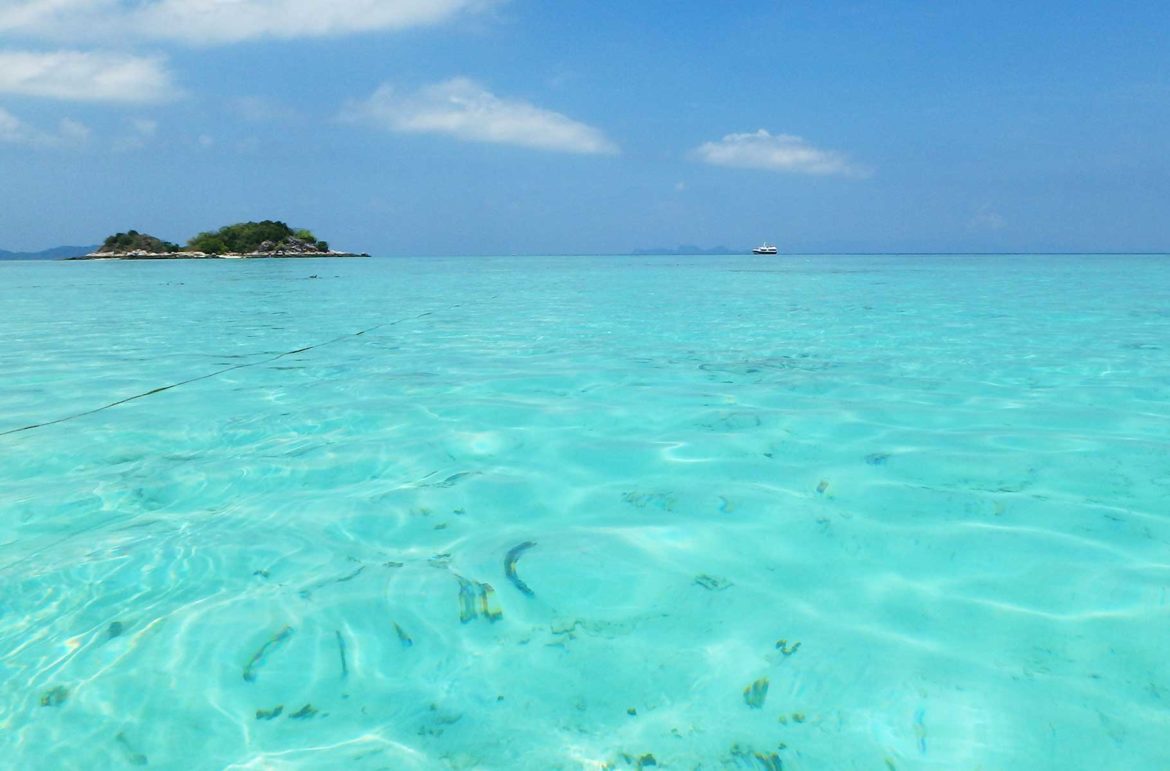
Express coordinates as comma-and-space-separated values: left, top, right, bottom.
69, 220, 368, 260
71, 250, 368, 260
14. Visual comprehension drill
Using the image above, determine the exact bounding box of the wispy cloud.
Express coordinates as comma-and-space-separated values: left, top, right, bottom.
58, 117, 91, 144
233, 96, 303, 123
693, 129, 869, 177
969, 205, 1007, 231
343, 78, 619, 155
0, 106, 89, 146
0, 0, 498, 45
0, 107, 31, 143
112, 116, 160, 151
130, 118, 158, 137
0, 50, 178, 103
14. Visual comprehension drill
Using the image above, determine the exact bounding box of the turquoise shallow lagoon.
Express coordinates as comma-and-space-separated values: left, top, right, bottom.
1, 254, 1168, 769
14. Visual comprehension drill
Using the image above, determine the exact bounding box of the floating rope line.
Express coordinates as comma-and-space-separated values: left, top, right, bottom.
0, 309, 439, 438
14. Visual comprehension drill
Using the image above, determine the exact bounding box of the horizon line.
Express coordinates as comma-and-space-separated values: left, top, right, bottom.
3, 249, 1169, 260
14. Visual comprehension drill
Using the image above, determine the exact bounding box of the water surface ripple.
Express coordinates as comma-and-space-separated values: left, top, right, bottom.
1, 254, 1168, 769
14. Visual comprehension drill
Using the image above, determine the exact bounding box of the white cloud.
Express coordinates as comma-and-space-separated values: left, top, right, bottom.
0, 107, 28, 142
969, 206, 1006, 231
130, 118, 158, 136
113, 116, 160, 151
0, 0, 497, 45
343, 78, 619, 155
0, 106, 88, 146
0, 50, 178, 103
693, 129, 869, 177
57, 117, 90, 143
233, 96, 302, 122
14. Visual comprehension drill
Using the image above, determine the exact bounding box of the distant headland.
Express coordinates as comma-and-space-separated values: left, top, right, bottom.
71, 220, 367, 260
631, 244, 741, 256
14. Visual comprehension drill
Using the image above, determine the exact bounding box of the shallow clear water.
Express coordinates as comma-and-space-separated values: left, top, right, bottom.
1, 254, 1168, 769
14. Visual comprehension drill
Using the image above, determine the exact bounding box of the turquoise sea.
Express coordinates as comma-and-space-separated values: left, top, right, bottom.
1, 253, 1168, 769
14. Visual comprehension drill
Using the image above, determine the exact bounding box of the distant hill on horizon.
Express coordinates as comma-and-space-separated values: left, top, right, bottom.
0, 245, 97, 260
632, 244, 742, 256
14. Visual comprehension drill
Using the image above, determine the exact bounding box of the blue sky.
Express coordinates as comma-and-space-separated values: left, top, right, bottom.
1, 0, 1167, 254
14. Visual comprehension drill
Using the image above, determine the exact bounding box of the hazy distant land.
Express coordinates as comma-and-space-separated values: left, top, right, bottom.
632, 244, 742, 256
2, 234, 761, 261
0, 245, 96, 261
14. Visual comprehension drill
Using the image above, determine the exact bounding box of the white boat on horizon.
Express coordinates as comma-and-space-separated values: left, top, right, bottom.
752, 242, 779, 255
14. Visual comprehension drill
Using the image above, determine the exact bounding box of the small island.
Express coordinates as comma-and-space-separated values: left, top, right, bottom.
74, 220, 367, 259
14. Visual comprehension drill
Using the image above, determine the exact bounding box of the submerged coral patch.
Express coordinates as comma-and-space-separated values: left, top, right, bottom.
694, 573, 732, 591
743, 677, 769, 709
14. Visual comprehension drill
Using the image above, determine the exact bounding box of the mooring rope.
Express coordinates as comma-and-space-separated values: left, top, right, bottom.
0, 309, 440, 438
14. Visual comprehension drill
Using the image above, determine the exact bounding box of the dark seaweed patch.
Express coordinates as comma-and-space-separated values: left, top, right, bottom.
620, 753, 658, 769
423, 471, 481, 488
393, 622, 414, 648
335, 630, 348, 679
256, 705, 283, 720
455, 575, 503, 623
743, 677, 769, 709
115, 732, 148, 766
622, 491, 677, 511
775, 639, 801, 656
289, 704, 318, 720
242, 626, 294, 682
758, 753, 783, 771
107, 621, 125, 639
300, 565, 366, 598
729, 744, 784, 771
39, 686, 68, 707
333, 566, 365, 584
694, 574, 732, 591
504, 541, 537, 597
456, 576, 478, 623
478, 583, 503, 621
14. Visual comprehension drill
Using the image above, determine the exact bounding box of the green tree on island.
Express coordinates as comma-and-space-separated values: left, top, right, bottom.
91, 220, 343, 257
97, 230, 182, 254
186, 220, 325, 254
